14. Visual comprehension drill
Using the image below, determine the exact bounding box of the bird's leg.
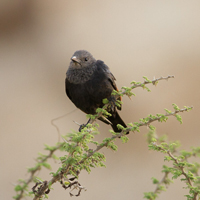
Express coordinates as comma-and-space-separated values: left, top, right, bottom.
79, 118, 91, 132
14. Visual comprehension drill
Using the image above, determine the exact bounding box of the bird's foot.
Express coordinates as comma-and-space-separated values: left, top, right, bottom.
78, 118, 91, 132
108, 96, 116, 112
79, 124, 86, 132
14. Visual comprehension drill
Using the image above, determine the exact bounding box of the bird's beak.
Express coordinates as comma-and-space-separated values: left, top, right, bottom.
71, 56, 81, 64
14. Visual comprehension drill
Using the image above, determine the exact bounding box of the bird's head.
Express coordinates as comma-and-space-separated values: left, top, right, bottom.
69, 50, 96, 69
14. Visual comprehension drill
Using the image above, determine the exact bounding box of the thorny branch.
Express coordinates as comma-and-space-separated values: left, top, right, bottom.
154, 172, 170, 194
132, 75, 175, 88
167, 150, 193, 186
14, 75, 177, 199
152, 143, 198, 200
15, 143, 63, 200
32, 106, 192, 200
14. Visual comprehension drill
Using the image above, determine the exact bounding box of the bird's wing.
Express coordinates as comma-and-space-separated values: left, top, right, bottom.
96, 60, 122, 109
97, 60, 117, 89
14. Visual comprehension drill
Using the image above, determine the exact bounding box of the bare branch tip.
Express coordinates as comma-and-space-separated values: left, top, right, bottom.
61, 137, 69, 144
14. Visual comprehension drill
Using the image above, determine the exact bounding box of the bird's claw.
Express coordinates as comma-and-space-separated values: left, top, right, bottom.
79, 124, 86, 132
108, 96, 116, 112
78, 118, 91, 132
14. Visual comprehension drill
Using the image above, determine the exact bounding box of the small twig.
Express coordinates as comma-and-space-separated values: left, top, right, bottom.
15, 143, 63, 200
51, 109, 77, 142
154, 172, 169, 194
152, 143, 198, 200
131, 75, 174, 89
167, 150, 193, 186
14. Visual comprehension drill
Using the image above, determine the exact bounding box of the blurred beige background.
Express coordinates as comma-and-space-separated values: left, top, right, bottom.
1, 1, 200, 199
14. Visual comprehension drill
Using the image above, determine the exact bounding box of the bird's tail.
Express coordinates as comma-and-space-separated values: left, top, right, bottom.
107, 111, 129, 135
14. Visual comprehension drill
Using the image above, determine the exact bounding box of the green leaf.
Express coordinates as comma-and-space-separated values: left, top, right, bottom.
172, 103, 180, 111
152, 177, 159, 184
144, 192, 157, 200
107, 141, 118, 151
44, 193, 49, 199
143, 76, 152, 83
44, 144, 56, 151
149, 125, 156, 131
165, 108, 172, 114
172, 170, 182, 179
175, 114, 183, 124
117, 124, 124, 130
164, 156, 173, 161
14, 185, 23, 192
120, 136, 129, 143
41, 162, 51, 170
102, 98, 109, 104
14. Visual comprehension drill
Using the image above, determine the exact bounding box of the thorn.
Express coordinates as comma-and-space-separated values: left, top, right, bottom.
73, 121, 81, 126
61, 137, 69, 144
102, 116, 112, 125
35, 178, 43, 184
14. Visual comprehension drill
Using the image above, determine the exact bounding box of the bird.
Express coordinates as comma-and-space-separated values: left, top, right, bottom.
65, 50, 129, 134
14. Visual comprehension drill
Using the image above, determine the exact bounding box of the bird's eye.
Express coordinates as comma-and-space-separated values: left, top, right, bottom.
85, 57, 88, 61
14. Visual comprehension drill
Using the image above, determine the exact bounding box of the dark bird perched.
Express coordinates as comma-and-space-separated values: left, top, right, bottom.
65, 50, 129, 134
